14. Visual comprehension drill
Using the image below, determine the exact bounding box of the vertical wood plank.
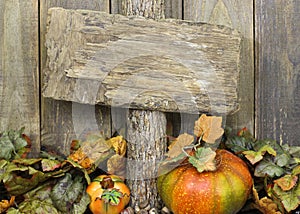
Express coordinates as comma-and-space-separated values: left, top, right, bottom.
121, 0, 165, 19
165, 0, 183, 18
0, 0, 40, 155
255, 0, 300, 145
184, 0, 255, 133
40, 0, 111, 154
111, 0, 182, 18
111, 0, 122, 14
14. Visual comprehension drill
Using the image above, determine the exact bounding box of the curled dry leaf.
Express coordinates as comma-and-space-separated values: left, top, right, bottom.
274, 174, 298, 191
68, 135, 114, 173
106, 136, 127, 156
167, 133, 194, 158
194, 114, 224, 144
253, 186, 282, 214
0, 196, 15, 213
107, 154, 126, 178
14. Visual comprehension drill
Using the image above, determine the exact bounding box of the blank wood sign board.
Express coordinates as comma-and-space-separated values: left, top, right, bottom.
43, 7, 241, 115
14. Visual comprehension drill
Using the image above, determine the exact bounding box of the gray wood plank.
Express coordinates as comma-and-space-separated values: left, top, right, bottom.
43, 8, 242, 115
121, 0, 165, 19
184, 0, 254, 133
110, 0, 122, 14
255, 0, 300, 146
40, 0, 111, 154
165, 0, 183, 19
0, 0, 40, 155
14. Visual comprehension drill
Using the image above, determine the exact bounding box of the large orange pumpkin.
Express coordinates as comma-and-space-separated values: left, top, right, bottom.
86, 175, 130, 214
157, 149, 253, 214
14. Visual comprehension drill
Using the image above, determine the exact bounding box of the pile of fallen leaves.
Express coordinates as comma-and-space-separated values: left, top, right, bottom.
0, 129, 127, 213
159, 114, 300, 214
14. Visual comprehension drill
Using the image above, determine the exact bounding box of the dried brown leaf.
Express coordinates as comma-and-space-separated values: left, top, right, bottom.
68, 135, 113, 173
274, 174, 298, 191
107, 154, 126, 178
194, 114, 224, 144
106, 136, 127, 156
253, 186, 282, 214
167, 133, 194, 158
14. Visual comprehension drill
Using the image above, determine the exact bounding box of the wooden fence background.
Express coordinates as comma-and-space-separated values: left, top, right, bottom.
0, 0, 299, 155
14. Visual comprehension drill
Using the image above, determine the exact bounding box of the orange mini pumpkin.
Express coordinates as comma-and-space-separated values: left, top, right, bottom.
86, 175, 130, 214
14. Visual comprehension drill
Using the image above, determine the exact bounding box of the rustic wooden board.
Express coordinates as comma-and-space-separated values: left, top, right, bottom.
255, 0, 300, 146
110, 0, 183, 19
43, 8, 241, 115
0, 0, 40, 155
184, 0, 254, 133
165, 0, 183, 19
40, 0, 111, 153
121, 0, 165, 19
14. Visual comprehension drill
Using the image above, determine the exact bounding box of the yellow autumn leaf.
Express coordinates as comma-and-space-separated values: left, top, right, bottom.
68, 134, 114, 173
106, 136, 127, 156
194, 114, 224, 144
0, 196, 15, 213
167, 133, 194, 158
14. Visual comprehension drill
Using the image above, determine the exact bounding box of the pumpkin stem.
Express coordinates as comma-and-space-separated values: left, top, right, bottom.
101, 176, 114, 189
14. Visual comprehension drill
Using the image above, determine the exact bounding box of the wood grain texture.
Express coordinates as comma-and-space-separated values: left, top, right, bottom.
0, 0, 40, 154
110, 0, 182, 18
165, 0, 183, 18
43, 8, 241, 115
126, 110, 167, 210
255, 0, 300, 146
121, 0, 165, 19
40, 0, 111, 153
184, 0, 254, 133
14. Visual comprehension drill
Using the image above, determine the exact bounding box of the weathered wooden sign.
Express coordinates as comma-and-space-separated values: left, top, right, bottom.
43, 7, 241, 114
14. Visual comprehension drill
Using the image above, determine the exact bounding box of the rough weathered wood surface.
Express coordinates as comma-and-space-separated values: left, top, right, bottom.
40, 1, 111, 153
126, 110, 167, 211
184, 0, 254, 133
122, 0, 165, 19
43, 8, 241, 115
0, 0, 40, 155
255, 0, 300, 146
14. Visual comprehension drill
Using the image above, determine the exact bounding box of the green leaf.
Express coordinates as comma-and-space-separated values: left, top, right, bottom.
188, 147, 216, 173
0, 159, 8, 179
7, 199, 60, 214
243, 145, 276, 165
288, 146, 300, 157
254, 159, 285, 178
41, 159, 62, 172
0, 136, 15, 160
2, 159, 67, 196
273, 182, 300, 212
225, 135, 253, 153
101, 188, 123, 205
50, 172, 89, 213
275, 153, 290, 167
292, 166, 300, 176
14, 137, 28, 151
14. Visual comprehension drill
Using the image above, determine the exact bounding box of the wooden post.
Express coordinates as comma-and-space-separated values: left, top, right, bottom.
126, 110, 167, 211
